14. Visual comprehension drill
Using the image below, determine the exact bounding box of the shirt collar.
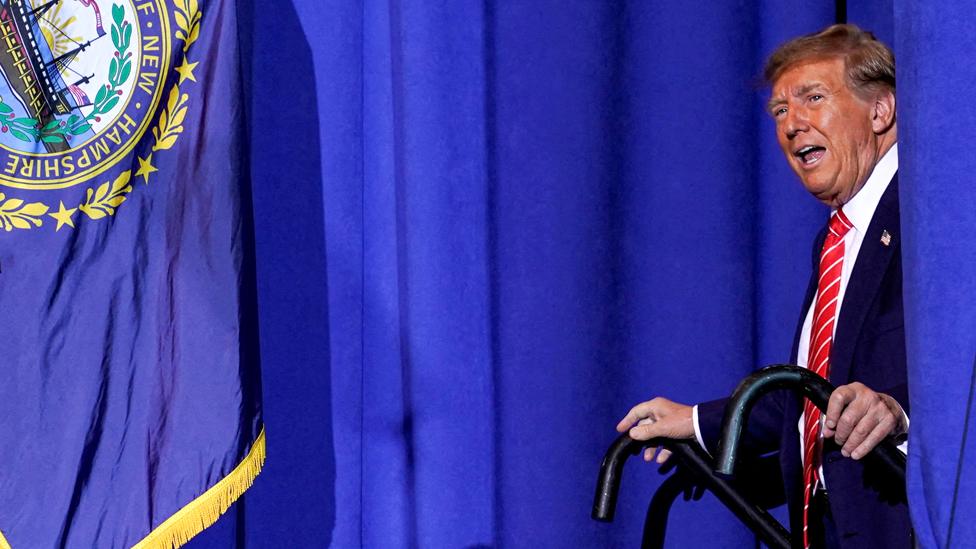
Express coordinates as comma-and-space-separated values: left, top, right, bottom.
837, 143, 898, 234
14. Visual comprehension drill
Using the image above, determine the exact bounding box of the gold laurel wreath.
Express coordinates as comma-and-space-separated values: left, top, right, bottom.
0, 193, 49, 231
153, 85, 190, 152
0, 2, 200, 232
173, 0, 201, 52
78, 171, 133, 219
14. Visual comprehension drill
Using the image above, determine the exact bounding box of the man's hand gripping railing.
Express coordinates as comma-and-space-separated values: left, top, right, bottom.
593, 364, 906, 549
714, 364, 906, 480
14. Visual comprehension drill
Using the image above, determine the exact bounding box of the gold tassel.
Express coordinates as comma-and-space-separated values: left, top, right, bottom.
0, 429, 264, 549
131, 427, 267, 549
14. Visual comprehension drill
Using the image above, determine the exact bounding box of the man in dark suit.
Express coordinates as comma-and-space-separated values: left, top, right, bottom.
616, 25, 910, 548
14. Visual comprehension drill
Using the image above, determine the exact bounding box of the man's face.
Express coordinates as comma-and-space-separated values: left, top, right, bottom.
768, 58, 884, 207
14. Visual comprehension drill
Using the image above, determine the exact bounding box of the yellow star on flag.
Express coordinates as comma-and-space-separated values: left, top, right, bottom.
175, 60, 199, 83
135, 154, 158, 184
49, 201, 77, 231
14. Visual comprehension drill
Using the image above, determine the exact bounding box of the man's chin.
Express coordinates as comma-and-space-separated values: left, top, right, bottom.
800, 180, 842, 207
799, 179, 828, 196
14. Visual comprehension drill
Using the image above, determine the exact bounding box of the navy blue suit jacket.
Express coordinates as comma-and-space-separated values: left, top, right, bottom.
697, 175, 911, 548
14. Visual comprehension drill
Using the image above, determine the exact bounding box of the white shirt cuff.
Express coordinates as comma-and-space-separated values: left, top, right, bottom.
691, 404, 710, 456
898, 410, 910, 455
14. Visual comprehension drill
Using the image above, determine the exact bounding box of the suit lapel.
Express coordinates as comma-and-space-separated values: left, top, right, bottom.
830, 174, 900, 385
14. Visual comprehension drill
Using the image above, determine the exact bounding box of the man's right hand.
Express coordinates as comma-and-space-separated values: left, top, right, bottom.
616, 397, 695, 464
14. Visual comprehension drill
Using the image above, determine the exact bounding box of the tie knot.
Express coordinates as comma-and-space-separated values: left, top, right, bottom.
828, 208, 853, 239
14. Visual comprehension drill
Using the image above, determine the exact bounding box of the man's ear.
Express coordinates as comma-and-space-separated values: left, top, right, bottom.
872, 89, 896, 134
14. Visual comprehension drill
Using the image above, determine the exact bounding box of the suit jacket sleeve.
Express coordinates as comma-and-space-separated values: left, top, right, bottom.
695, 390, 787, 457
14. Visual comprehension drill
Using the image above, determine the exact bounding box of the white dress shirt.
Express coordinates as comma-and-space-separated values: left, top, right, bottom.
692, 144, 905, 480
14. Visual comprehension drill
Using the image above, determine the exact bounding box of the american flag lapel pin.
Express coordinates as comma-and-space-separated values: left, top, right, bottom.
881, 230, 892, 246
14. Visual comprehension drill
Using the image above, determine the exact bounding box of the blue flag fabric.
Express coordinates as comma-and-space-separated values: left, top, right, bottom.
0, 0, 263, 547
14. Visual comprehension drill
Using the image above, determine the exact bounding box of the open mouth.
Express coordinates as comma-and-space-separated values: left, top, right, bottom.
794, 145, 826, 166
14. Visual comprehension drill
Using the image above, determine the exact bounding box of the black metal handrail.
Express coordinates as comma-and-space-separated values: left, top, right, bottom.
715, 364, 906, 480
594, 364, 907, 548
592, 435, 791, 549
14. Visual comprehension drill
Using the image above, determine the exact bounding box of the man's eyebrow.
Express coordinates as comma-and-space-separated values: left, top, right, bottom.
794, 83, 828, 96
766, 83, 829, 113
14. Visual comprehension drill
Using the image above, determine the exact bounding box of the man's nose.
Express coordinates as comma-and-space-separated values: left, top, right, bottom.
784, 108, 809, 139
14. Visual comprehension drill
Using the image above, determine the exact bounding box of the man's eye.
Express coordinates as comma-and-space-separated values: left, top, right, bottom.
810, 94, 824, 102
774, 107, 787, 117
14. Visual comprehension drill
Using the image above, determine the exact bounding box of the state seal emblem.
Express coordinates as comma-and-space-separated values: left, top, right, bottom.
0, 0, 201, 232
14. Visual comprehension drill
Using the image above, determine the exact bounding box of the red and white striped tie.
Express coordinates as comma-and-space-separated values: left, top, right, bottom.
802, 208, 853, 548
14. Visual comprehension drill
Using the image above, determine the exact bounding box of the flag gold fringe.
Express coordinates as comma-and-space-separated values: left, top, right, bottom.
132, 427, 266, 549
0, 430, 264, 549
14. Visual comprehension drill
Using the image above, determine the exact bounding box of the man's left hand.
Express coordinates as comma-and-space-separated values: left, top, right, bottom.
822, 382, 908, 460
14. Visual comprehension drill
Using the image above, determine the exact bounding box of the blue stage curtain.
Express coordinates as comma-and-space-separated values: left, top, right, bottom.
215, 1, 834, 547
894, 4, 976, 547
190, 1, 976, 548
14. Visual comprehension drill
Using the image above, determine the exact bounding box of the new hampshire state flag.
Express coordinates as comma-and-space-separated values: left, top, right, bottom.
0, 0, 263, 547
